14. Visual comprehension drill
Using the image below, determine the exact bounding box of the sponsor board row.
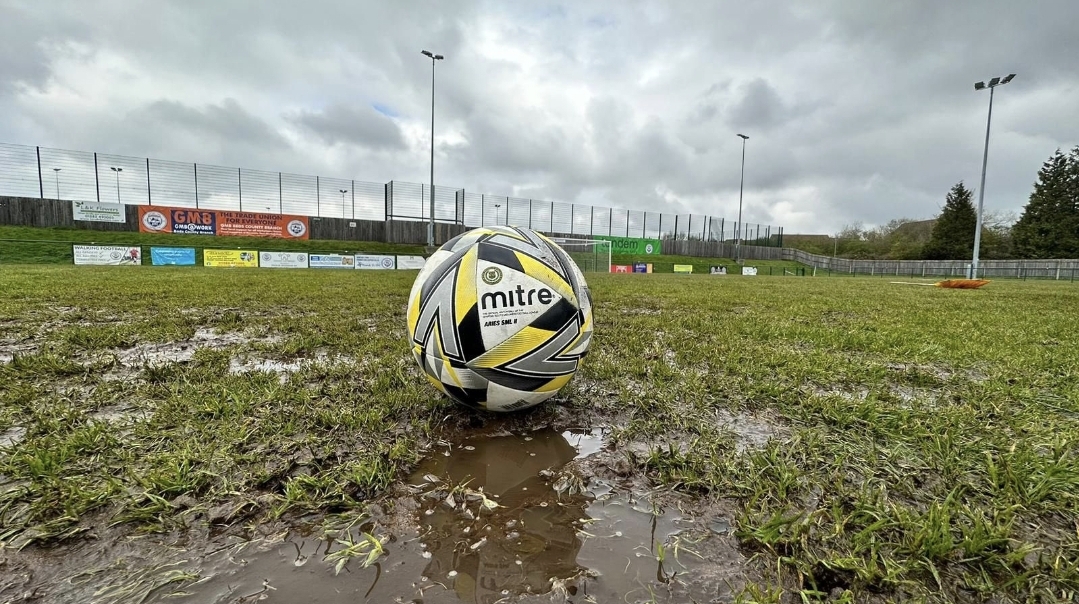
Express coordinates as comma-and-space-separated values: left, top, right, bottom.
72, 245, 427, 269
609, 263, 757, 275
611, 263, 654, 273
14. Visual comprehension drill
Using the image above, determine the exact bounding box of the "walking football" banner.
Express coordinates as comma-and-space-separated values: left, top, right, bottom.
73, 245, 141, 265
138, 206, 309, 239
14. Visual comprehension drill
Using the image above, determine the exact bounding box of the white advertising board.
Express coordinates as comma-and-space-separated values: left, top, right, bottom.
396, 255, 427, 270
72, 201, 126, 223
355, 254, 396, 270
259, 251, 309, 268
73, 245, 141, 265
742, 266, 758, 276
309, 254, 355, 269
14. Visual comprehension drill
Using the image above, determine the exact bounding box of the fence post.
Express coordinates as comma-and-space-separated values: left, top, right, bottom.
384, 181, 392, 223
193, 163, 199, 208
1056, 262, 1061, 281
481, 194, 486, 226
352, 180, 356, 219
316, 175, 320, 216
36, 146, 43, 199
237, 167, 243, 211
609, 207, 613, 236
279, 173, 283, 214
95, 153, 101, 202
146, 158, 152, 205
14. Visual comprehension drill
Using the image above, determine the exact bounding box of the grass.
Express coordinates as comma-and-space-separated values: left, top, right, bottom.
1, 267, 1077, 602
0, 225, 424, 264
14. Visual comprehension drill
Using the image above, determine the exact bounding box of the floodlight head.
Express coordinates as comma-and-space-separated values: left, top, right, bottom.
989, 76, 1001, 86
53, 167, 61, 172
974, 81, 986, 90
339, 189, 347, 194
434, 54, 444, 60
421, 50, 433, 58
1001, 73, 1016, 84
111, 167, 122, 172
737, 133, 749, 140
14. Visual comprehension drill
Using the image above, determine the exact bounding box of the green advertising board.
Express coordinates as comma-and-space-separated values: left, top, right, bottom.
595, 236, 663, 255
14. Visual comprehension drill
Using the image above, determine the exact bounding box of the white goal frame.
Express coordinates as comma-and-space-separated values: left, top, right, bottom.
550, 238, 612, 274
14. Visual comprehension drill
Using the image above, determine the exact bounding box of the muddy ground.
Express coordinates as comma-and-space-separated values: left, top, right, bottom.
0, 325, 785, 604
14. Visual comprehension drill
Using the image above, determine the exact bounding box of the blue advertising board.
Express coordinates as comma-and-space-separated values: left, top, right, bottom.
150, 247, 196, 266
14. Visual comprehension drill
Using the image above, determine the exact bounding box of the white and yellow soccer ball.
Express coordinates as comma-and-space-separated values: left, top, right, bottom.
406, 226, 593, 412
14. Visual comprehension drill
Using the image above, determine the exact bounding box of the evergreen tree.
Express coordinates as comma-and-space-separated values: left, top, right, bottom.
1013, 148, 1079, 258
923, 182, 977, 260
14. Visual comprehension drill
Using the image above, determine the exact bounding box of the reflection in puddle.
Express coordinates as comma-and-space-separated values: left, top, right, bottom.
146, 427, 740, 604
411, 429, 589, 600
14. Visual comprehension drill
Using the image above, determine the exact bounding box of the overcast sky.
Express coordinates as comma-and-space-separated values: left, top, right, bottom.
2, 0, 1077, 233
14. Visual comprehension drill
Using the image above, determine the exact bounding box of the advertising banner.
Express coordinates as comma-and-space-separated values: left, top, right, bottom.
355, 254, 396, 270
610, 264, 632, 273
138, 206, 309, 239
259, 251, 309, 268
73, 201, 126, 223
150, 247, 196, 266
595, 236, 663, 255
742, 266, 758, 276
204, 249, 258, 267
73, 245, 141, 266
633, 263, 652, 273
396, 255, 427, 270
309, 254, 356, 269
673, 264, 694, 273
709, 265, 728, 275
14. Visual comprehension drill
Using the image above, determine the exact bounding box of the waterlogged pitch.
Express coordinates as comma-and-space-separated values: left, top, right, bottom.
1, 267, 1078, 603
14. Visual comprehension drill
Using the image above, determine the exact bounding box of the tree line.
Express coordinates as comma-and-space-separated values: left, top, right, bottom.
790, 146, 1079, 260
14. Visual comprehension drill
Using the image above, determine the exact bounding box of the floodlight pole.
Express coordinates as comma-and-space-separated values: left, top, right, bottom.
422, 50, 444, 249
53, 168, 61, 199
494, 203, 502, 225
735, 134, 749, 263
111, 167, 123, 203
971, 74, 1015, 279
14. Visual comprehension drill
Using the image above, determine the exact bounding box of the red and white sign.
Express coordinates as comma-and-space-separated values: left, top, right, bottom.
611, 264, 632, 273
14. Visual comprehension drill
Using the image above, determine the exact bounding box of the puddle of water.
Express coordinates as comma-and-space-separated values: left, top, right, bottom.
715, 410, 780, 452
0, 426, 26, 448
228, 356, 304, 377
0, 343, 36, 365
110, 331, 282, 368
163, 428, 742, 604
561, 427, 607, 459
88, 405, 143, 425
114, 342, 199, 367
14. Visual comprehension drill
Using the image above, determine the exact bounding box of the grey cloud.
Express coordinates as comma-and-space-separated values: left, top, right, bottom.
725, 79, 789, 131
289, 105, 406, 150
134, 100, 288, 150
0, 5, 51, 95
2, 0, 1078, 234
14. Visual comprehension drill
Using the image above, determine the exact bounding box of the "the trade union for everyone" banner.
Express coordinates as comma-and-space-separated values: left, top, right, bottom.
138, 206, 309, 239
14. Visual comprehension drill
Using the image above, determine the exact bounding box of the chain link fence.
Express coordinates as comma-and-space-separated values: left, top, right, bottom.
1, 142, 783, 244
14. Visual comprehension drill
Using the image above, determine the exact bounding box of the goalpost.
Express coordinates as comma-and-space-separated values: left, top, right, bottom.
550, 238, 612, 274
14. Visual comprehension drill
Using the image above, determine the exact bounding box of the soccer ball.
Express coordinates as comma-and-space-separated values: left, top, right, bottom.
406, 226, 593, 412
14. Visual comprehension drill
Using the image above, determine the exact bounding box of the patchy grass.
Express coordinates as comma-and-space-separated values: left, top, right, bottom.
1, 267, 1077, 602
0, 224, 423, 264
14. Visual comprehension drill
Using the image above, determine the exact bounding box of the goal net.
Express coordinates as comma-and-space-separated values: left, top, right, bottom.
550, 238, 612, 273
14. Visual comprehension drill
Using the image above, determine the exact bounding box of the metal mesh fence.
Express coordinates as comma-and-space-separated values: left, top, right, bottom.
0, 142, 783, 244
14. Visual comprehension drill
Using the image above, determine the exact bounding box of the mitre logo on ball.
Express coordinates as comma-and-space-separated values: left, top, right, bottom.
406, 226, 593, 412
